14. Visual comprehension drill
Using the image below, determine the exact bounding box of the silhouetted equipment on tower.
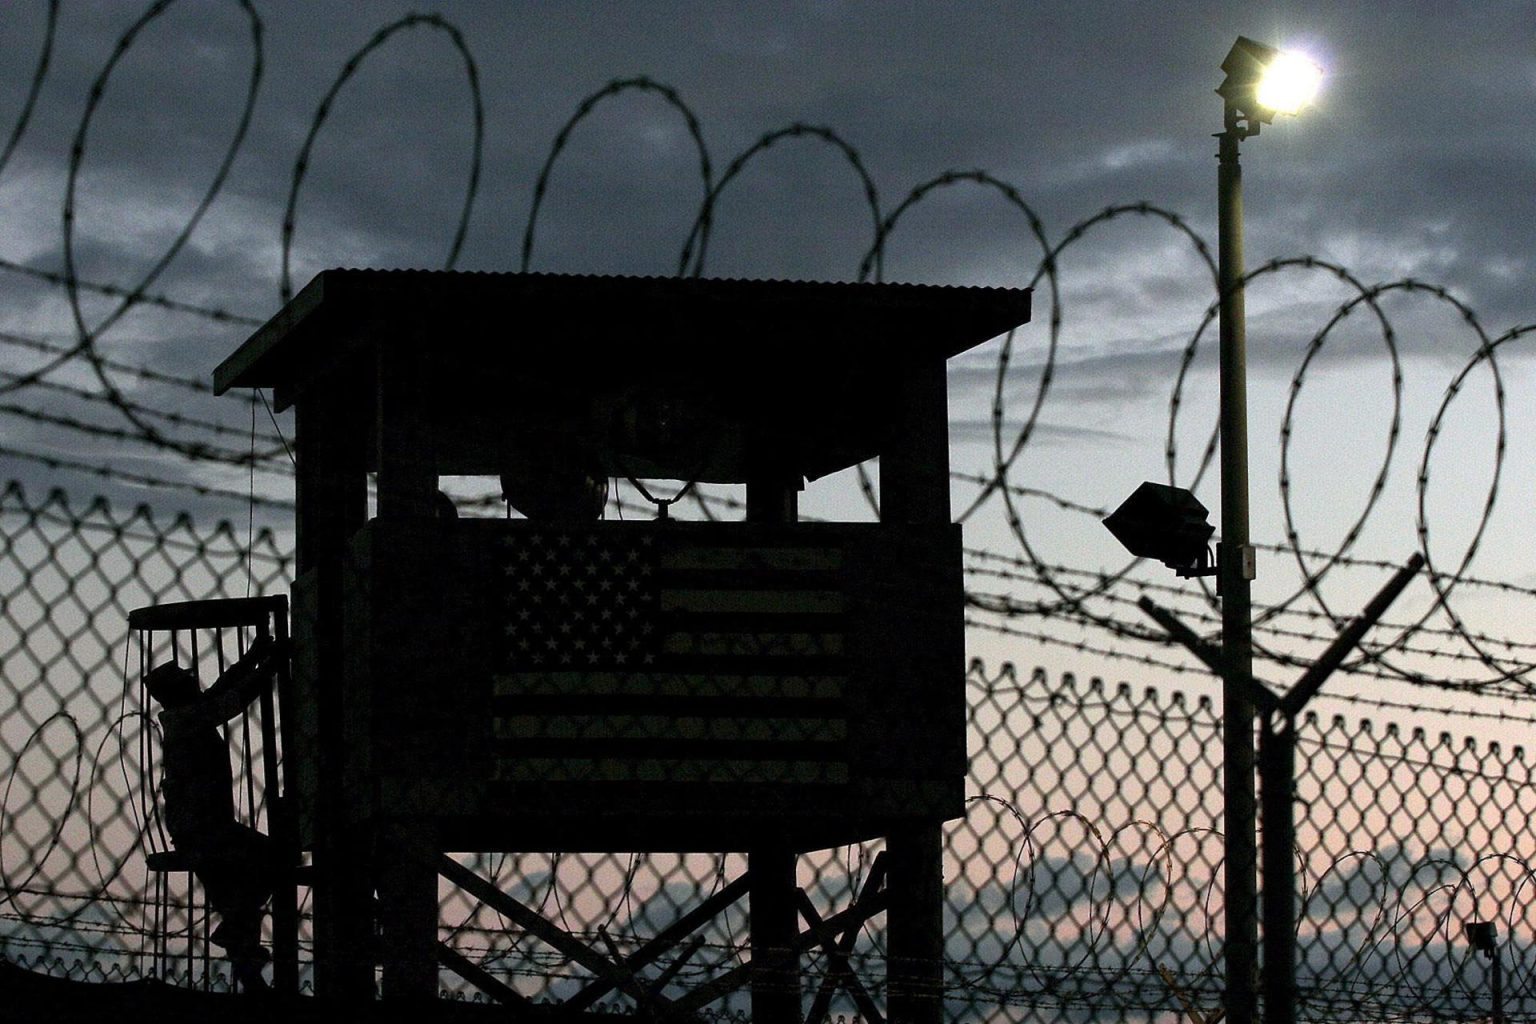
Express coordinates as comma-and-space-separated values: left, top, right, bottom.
1103, 481, 1217, 577
215, 269, 1032, 1021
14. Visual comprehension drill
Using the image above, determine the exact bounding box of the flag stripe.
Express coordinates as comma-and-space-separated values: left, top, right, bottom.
649, 654, 848, 675
491, 694, 845, 719
654, 567, 843, 589
493, 758, 848, 785
661, 631, 844, 657
494, 715, 848, 743
497, 737, 845, 762
492, 672, 846, 701
660, 611, 842, 633
659, 590, 845, 615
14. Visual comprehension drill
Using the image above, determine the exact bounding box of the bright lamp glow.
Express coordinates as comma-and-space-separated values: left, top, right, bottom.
1218, 36, 1324, 124
1255, 51, 1322, 115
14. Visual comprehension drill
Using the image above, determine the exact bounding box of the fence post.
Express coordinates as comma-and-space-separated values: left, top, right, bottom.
1259, 712, 1297, 1024
1141, 553, 1424, 1024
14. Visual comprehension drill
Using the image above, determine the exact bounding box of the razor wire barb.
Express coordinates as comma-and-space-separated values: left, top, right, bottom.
4, 5, 1536, 1020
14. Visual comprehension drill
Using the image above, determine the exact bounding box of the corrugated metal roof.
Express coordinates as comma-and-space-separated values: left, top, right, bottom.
214, 269, 1033, 400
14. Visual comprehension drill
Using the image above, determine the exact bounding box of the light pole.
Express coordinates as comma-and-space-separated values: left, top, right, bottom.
1213, 37, 1321, 1024
1467, 920, 1506, 1024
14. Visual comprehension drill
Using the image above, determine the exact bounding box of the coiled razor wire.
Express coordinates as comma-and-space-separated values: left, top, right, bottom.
3, 6, 1536, 1018
0, 11, 1533, 694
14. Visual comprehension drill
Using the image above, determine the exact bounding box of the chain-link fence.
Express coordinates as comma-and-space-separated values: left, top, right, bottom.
1, 477, 1532, 1021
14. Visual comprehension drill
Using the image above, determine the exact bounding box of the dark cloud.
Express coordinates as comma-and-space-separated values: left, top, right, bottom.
950, 417, 1141, 448
2, 1, 1532, 527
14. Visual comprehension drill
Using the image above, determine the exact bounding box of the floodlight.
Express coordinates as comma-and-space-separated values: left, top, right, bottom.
1467, 920, 1498, 958
1217, 36, 1322, 124
1103, 482, 1216, 577
1256, 51, 1322, 115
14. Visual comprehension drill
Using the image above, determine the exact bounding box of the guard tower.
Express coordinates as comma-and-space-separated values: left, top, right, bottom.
214, 270, 1031, 1021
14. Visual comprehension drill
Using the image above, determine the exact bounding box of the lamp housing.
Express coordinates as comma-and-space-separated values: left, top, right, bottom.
1103, 481, 1216, 577
1466, 920, 1498, 958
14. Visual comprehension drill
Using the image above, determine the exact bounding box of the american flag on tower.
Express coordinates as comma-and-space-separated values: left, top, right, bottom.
489, 524, 852, 785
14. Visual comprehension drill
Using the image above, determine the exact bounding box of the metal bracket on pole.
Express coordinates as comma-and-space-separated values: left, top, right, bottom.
1138, 552, 1425, 1024
1276, 553, 1424, 721
1137, 595, 1275, 714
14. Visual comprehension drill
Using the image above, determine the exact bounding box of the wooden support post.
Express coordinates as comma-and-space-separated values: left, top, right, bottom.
750, 846, 800, 1024
375, 343, 437, 521
746, 423, 802, 527
746, 472, 800, 523
377, 821, 439, 1003
261, 679, 299, 995
887, 825, 943, 1024
322, 826, 377, 1000
293, 388, 370, 1002
880, 352, 950, 526
878, 350, 954, 1023
294, 387, 369, 572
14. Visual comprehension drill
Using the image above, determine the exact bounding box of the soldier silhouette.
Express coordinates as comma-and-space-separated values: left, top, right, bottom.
145, 635, 279, 993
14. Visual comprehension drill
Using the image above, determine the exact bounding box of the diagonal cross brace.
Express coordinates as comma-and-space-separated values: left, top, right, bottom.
435, 853, 676, 1013
800, 851, 887, 1024
434, 850, 893, 1021
563, 870, 753, 1013
646, 934, 707, 1003
436, 939, 533, 1011
1137, 552, 1423, 718
1275, 552, 1424, 720
666, 886, 893, 1019
1137, 595, 1276, 714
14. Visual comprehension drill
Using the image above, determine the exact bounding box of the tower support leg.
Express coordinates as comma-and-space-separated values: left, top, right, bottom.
315, 824, 376, 1001
750, 845, 800, 1024
888, 824, 943, 1024
377, 820, 439, 1003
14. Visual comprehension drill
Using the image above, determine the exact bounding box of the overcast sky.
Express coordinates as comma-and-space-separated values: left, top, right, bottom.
2, 1, 1535, 704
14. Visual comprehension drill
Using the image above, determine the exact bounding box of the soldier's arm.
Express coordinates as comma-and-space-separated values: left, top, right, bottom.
191, 634, 279, 727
